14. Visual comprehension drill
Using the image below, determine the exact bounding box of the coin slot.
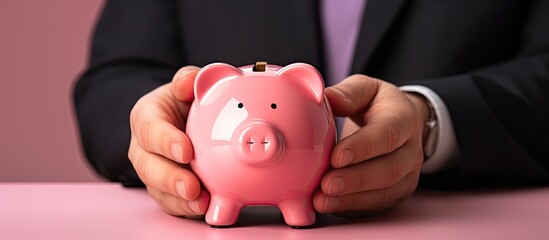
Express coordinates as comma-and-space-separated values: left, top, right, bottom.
253, 61, 267, 72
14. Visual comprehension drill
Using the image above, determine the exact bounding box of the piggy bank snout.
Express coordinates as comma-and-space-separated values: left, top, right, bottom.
236, 122, 284, 167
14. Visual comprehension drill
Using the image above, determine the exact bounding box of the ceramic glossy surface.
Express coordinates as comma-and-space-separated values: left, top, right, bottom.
186, 62, 336, 227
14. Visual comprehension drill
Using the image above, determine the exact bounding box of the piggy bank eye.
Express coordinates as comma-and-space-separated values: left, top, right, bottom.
271, 103, 277, 109
238, 103, 244, 108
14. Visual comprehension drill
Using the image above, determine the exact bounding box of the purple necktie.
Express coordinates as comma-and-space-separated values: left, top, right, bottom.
321, 0, 367, 86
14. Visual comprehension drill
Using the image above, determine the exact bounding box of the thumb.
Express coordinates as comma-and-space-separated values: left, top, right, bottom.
325, 74, 380, 116
172, 66, 200, 102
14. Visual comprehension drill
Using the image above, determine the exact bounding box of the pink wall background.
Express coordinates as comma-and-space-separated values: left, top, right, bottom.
0, 1, 106, 181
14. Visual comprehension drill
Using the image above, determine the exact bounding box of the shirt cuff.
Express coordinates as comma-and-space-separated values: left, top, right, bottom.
400, 85, 460, 174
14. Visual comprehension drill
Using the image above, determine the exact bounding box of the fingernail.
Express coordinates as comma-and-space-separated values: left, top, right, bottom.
176, 181, 188, 199
171, 143, 183, 163
177, 71, 193, 81
328, 177, 346, 194
176, 67, 198, 80
338, 149, 353, 167
323, 197, 340, 212
188, 200, 201, 213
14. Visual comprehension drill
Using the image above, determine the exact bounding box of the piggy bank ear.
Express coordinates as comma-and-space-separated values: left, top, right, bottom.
276, 63, 325, 103
194, 63, 243, 103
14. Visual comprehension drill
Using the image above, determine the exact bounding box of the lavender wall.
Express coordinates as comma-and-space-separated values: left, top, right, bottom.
0, 1, 105, 181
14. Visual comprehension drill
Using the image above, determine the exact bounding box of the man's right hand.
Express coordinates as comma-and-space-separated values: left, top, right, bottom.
128, 66, 209, 218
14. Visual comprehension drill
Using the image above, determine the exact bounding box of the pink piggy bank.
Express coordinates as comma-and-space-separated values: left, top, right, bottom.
186, 62, 336, 228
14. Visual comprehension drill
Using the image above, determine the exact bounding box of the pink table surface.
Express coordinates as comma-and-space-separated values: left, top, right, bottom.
0, 183, 548, 240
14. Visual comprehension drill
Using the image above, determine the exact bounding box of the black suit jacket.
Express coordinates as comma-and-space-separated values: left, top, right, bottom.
74, 0, 549, 188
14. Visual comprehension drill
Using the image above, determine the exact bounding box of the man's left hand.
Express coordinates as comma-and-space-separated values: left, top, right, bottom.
313, 74, 430, 217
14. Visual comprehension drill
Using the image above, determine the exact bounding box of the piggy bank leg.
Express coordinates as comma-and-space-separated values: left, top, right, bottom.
205, 195, 243, 227
278, 198, 315, 227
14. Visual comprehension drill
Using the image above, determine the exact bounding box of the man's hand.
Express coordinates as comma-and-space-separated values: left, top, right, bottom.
128, 66, 209, 218
313, 74, 430, 216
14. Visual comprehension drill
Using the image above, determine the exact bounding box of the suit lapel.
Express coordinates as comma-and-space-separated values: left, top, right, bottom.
351, 0, 407, 73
